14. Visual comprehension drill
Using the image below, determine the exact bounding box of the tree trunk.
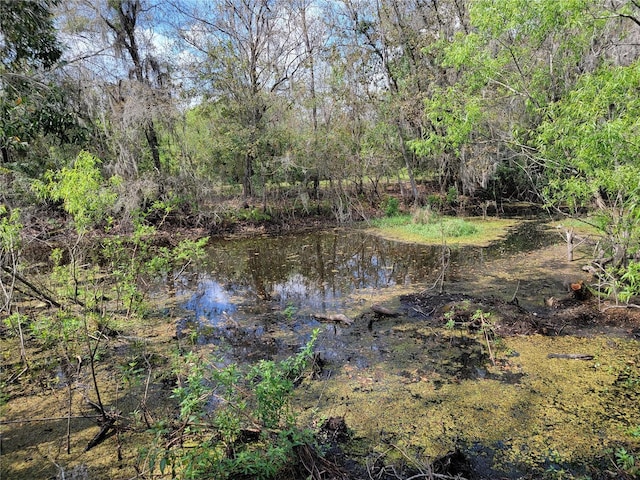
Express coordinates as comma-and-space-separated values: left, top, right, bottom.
145, 120, 161, 173
565, 228, 574, 262
243, 152, 254, 198
397, 127, 419, 204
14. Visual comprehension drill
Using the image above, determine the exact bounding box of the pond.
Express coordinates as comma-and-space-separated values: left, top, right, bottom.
2, 219, 639, 479
177, 221, 556, 344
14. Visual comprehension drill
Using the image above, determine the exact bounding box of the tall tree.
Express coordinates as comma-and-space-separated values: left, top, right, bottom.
98, 0, 170, 175
58, 0, 176, 178
288, 0, 323, 196
410, 0, 611, 198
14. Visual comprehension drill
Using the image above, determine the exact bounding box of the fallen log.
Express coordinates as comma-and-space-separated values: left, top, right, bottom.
1, 265, 61, 308
312, 313, 352, 325
547, 353, 594, 360
371, 303, 399, 317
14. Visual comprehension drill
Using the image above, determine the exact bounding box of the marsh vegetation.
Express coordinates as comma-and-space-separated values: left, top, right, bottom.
3, 1, 640, 478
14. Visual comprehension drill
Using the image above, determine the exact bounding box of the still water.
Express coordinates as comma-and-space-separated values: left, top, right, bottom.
178, 222, 553, 334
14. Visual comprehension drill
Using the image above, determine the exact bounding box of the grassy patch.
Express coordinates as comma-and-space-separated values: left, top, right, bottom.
366, 214, 518, 246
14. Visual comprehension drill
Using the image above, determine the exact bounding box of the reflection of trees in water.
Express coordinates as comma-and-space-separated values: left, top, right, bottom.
202, 232, 453, 309
177, 223, 557, 329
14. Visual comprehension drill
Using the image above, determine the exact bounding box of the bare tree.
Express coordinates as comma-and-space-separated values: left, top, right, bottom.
176, 0, 306, 198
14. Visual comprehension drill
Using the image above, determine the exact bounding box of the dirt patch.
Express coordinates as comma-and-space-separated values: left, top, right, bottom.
398, 291, 640, 339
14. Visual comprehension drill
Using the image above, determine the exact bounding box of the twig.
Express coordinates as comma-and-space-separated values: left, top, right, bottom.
483, 322, 495, 366
411, 306, 437, 318
83, 315, 106, 419
389, 443, 467, 480
509, 280, 520, 303
66, 383, 72, 454
439, 244, 450, 294
0, 415, 102, 424
602, 303, 640, 311
6, 365, 28, 384
1, 265, 61, 308
172, 259, 192, 282
141, 355, 154, 428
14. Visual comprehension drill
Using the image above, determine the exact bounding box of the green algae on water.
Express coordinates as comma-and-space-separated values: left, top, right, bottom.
295, 324, 640, 476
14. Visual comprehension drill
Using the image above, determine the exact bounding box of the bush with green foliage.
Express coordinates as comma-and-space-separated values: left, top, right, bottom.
383, 196, 400, 217
32, 151, 120, 232
426, 194, 444, 212
0, 204, 22, 313
144, 330, 319, 479
446, 186, 458, 206
30, 151, 209, 316
536, 61, 640, 302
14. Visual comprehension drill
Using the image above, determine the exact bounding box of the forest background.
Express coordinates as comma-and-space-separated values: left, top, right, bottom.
0, 0, 636, 219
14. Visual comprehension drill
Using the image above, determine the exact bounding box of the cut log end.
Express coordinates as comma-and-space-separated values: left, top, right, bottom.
569, 280, 592, 300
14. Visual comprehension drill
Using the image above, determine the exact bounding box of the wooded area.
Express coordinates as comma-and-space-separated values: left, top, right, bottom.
1, 0, 640, 288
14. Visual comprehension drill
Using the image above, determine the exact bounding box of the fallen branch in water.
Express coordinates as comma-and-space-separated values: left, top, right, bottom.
547, 353, 594, 360
1, 265, 61, 308
85, 415, 118, 451
371, 304, 399, 317
312, 313, 352, 325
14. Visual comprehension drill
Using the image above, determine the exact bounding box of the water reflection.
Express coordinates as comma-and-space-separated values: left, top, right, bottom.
182, 279, 238, 325
190, 230, 445, 321
181, 221, 555, 328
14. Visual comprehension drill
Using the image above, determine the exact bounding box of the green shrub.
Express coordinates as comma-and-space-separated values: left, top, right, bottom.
147, 330, 319, 479
383, 196, 400, 217
237, 207, 271, 222
32, 151, 120, 232
446, 186, 459, 205
617, 260, 640, 303
426, 194, 443, 211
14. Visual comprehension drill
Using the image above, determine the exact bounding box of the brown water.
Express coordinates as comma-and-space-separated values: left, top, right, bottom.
177, 221, 556, 341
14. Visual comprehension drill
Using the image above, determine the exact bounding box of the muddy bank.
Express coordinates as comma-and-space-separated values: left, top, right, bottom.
398, 290, 640, 338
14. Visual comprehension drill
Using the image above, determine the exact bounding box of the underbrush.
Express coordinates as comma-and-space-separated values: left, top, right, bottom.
142, 330, 320, 479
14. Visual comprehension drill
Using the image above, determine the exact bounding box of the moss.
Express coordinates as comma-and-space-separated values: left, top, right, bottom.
295, 327, 640, 476
0, 313, 179, 480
